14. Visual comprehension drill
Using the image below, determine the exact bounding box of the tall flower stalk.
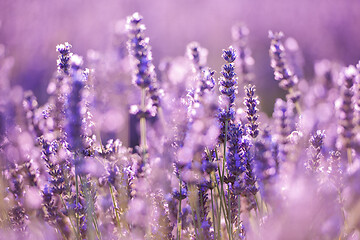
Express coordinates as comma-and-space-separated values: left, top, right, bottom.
337, 65, 357, 164
306, 130, 325, 173
269, 31, 301, 114
232, 23, 254, 84
244, 84, 260, 139
217, 47, 238, 239
126, 12, 160, 164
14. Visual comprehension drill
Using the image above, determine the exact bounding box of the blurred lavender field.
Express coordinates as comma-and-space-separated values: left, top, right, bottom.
1, 0, 360, 107
1, 0, 360, 240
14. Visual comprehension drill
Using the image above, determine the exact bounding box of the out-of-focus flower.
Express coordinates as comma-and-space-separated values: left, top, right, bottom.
306, 130, 325, 173
336, 65, 357, 151
218, 47, 238, 143
232, 23, 254, 84
126, 12, 162, 113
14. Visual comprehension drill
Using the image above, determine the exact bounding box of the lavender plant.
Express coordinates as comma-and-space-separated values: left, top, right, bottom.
1, 10, 360, 240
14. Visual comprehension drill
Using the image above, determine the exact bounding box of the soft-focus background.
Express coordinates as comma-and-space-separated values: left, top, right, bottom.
1, 0, 360, 110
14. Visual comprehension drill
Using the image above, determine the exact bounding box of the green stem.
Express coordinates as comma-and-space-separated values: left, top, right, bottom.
223, 120, 232, 240
75, 173, 80, 240
228, 184, 232, 238
195, 198, 204, 240
210, 189, 216, 240
109, 184, 122, 231
347, 148, 353, 165
191, 203, 200, 240
92, 215, 102, 240
60, 195, 77, 238
338, 190, 346, 239
237, 196, 241, 237
177, 180, 182, 240
140, 87, 147, 160
213, 170, 231, 238
79, 177, 95, 240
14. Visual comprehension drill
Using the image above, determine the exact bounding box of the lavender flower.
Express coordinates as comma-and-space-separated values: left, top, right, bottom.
269, 31, 298, 91
7, 165, 28, 234
186, 41, 208, 73
306, 130, 325, 173
126, 12, 161, 113
218, 47, 237, 143
8, 165, 24, 201
194, 184, 213, 240
65, 55, 91, 177
9, 205, 27, 234
23, 160, 38, 187
198, 68, 216, 96
42, 185, 70, 238
219, 47, 238, 108
226, 123, 245, 179
241, 137, 258, 204
231, 23, 254, 84
254, 136, 278, 203
39, 138, 65, 195
50, 43, 74, 140
269, 31, 301, 105
328, 151, 343, 190
56, 42, 72, 75
66, 55, 86, 152
273, 98, 293, 162
5, 10, 360, 240
356, 61, 360, 130
23, 91, 43, 138
201, 149, 217, 175
244, 84, 260, 138
336, 65, 357, 152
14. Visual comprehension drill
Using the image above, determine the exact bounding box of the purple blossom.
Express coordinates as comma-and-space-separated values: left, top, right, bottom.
56, 42, 72, 75
336, 65, 357, 150
232, 23, 254, 84
244, 84, 260, 138
306, 130, 325, 173
269, 32, 295, 88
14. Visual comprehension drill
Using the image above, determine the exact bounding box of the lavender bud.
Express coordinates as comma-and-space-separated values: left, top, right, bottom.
222, 47, 237, 63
